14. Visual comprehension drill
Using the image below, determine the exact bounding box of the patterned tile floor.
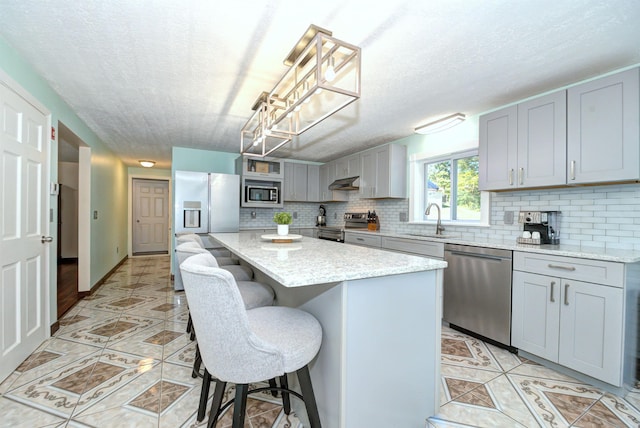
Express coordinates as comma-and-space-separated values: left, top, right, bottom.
0, 255, 638, 427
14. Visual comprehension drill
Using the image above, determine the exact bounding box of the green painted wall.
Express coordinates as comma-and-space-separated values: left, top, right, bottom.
1, 35, 128, 324
171, 146, 239, 174
128, 167, 171, 178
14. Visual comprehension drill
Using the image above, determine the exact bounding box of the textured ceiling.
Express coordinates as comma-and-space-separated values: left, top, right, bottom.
1, 1, 639, 168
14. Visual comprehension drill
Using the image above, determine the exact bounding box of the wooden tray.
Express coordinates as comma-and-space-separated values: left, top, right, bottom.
261, 234, 302, 243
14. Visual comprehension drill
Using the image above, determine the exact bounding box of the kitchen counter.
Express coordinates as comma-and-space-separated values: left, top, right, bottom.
211, 230, 446, 287
210, 231, 445, 428
344, 229, 640, 263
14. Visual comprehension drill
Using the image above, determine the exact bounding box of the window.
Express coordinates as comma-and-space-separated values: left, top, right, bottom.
411, 150, 489, 224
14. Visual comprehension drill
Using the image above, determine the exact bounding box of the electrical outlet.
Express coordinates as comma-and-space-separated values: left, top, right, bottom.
504, 211, 514, 225
399, 212, 407, 222
251, 211, 257, 219
293, 211, 298, 219
334, 212, 337, 219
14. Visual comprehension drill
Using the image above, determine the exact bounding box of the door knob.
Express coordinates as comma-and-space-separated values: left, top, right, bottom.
41, 236, 53, 243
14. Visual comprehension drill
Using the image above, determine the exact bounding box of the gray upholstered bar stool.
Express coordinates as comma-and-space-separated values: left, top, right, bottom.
176, 243, 275, 374
181, 253, 322, 428
176, 233, 239, 266
176, 242, 253, 283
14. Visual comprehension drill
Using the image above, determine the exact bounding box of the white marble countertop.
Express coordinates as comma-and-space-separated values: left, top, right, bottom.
210, 231, 447, 287
344, 229, 640, 263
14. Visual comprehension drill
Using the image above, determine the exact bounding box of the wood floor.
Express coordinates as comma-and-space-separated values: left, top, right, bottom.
57, 259, 78, 319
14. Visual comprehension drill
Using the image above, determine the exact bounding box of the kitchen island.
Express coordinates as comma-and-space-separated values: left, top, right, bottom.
210, 231, 447, 428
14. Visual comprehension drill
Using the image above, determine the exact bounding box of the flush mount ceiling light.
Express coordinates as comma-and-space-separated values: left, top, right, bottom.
241, 25, 361, 157
414, 113, 466, 135
139, 160, 155, 168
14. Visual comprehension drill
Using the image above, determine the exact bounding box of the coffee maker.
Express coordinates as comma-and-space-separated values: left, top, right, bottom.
517, 211, 560, 245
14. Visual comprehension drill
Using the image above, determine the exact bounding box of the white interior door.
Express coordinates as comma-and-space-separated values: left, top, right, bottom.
132, 178, 169, 254
0, 80, 49, 382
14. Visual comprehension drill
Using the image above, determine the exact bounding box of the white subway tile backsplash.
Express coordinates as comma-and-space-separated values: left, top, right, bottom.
237, 183, 640, 250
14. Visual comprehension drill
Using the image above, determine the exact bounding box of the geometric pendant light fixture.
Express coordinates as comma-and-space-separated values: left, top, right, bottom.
241, 25, 361, 157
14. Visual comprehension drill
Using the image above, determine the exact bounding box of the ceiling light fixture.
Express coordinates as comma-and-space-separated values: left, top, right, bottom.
139, 160, 155, 168
241, 25, 361, 157
414, 113, 466, 135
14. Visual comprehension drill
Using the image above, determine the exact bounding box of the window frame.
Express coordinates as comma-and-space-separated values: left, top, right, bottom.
409, 149, 490, 226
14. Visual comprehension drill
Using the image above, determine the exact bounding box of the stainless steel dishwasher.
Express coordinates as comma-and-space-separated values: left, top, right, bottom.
443, 244, 514, 349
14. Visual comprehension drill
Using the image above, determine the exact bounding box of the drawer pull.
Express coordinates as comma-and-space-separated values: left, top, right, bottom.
550, 281, 555, 303
356, 238, 364, 241
548, 264, 576, 271
564, 283, 570, 305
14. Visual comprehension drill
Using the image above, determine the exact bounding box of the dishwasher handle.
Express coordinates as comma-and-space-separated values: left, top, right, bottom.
446, 250, 511, 262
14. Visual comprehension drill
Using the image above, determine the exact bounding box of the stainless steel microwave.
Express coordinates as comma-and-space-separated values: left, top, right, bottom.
246, 186, 278, 203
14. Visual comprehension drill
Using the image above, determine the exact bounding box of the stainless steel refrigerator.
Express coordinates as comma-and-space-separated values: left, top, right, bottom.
174, 170, 239, 289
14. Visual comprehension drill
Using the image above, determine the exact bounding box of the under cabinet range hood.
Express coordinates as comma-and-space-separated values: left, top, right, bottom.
329, 176, 360, 190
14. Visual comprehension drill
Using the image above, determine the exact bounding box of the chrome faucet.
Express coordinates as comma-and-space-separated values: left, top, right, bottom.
425, 203, 445, 235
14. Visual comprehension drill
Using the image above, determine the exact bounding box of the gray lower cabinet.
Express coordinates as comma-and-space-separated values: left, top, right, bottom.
298, 228, 318, 238
381, 236, 444, 259
512, 252, 625, 386
567, 67, 640, 184
344, 232, 381, 248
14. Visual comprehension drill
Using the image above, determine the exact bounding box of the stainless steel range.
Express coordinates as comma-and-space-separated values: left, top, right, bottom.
317, 212, 369, 242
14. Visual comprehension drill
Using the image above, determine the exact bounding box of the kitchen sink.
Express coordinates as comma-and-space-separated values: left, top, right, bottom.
405, 233, 450, 239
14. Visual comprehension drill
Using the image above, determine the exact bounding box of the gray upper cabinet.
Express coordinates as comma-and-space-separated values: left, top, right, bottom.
283, 162, 321, 202
360, 144, 407, 198
481, 67, 640, 191
479, 105, 517, 190
283, 162, 308, 201
567, 67, 640, 184
306, 164, 320, 202
319, 161, 348, 202
479, 91, 566, 191
517, 91, 567, 188
335, 154, 360, 179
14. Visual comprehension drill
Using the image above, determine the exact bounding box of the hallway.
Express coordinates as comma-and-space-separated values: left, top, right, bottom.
1, 255, 639, 427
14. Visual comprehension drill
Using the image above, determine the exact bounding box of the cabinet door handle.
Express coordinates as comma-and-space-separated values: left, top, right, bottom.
550, 281, 555, 303
570, 160, 576, 180
356, 237, 364, 241
564, 283, 570, 305
518, 167, 524, 185
509, 169, 514, 185
548, 264, 576, 271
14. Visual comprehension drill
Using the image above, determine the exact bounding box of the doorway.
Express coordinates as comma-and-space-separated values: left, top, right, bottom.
57, 123, 91, 313
57, 184, 78, 318
132, 178, 170, 255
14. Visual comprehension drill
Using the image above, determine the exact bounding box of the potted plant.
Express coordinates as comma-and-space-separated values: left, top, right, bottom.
273, 211, 293, 236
